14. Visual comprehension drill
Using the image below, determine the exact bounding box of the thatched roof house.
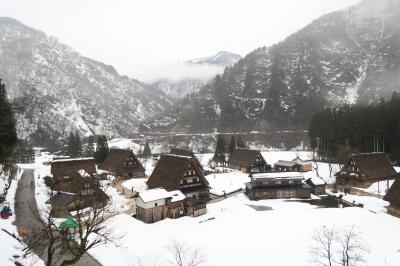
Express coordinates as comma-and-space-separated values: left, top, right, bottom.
46, 190, 109, 217
336, 153, 398, 188
100, 149, 145, 179
228, 149, 271, 173
147, 154, 209, 200
384, 178, 400, 217
51, 158, 96, 180
169, 148, 202, 168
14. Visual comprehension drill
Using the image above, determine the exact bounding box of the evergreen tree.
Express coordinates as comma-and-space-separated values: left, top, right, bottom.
85, 135, 95, 157
0, 80, 17, 163
212, 134, 226, 165
94, 135, 109, 164
308, 93, 400, 161
236, 135, 245, 148
142, 141, 152, 157
228, 135, 236, 154
75, 132, 82, 157
66, 132, 83, 157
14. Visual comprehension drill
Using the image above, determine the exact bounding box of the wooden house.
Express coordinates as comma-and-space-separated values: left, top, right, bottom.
51, 158, 96, 182
135, 188, 186, 223
245, 172, 311, 200
305, 177, 326, 195
335, 153, 398, 188
274, 157, 312, 172
100, 149, 145, 179
147, 154, 209, 215
292, 156, 313, 172
228, 149, 271, 173
274, 160, 300, 172
384, 177, 400, 217
51, 158, 98, 193
46, 190, 108, 218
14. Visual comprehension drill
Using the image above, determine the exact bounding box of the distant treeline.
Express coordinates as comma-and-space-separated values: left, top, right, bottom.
308, 92, 400, 162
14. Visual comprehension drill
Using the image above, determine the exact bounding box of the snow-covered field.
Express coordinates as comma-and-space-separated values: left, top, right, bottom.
205, 172, 250, 196
89, 193, 400, 266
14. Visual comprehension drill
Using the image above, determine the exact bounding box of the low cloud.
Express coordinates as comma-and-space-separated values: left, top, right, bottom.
140, 63, 225, 83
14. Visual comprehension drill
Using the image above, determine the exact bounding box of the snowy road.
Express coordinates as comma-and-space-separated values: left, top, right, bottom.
13, 169, 102, 266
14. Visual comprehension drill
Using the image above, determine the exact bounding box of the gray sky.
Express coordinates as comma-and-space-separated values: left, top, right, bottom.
3, 0, 361, 82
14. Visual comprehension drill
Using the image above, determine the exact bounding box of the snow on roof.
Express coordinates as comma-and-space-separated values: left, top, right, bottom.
96, 169, 109, 175
78, 169, 91, 177
52, 157, 94, 163
139, 188, 185, 203
108, 138, 140, 152
252, 172, 304, 179
307, 177, 326, 185
122, 178, 148, 193
164, 154, 192, 160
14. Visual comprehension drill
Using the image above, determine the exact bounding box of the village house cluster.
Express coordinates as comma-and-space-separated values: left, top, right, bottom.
43, 144, 400, 223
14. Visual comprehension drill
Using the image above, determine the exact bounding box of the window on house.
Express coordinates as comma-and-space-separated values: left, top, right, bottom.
155, 203, 158, 207
187, 178, 193, 183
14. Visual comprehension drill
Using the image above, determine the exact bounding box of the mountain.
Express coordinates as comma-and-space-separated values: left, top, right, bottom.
151, 51, 241, 100
185, 51, 242, 67
0, 17, 171, 141
147, 0, 400, 133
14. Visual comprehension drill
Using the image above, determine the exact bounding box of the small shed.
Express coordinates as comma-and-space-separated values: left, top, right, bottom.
305, 177, 326, 195
121, 178, 148, 198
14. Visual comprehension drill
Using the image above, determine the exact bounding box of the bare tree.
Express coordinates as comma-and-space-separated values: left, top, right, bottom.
310, 225, 368, 266
167, 241, 205, 266
24, 209, 64, 266
24, 182, 122, 266
335, 226, 368, 266
313, 162, 321, 178
310, 226, 336, 266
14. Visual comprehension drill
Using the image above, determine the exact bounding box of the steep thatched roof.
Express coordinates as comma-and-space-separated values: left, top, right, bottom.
147, 154, 209, 191
347, 153, 398, 181
46, 192, 75, 206
46, 190, 109, 207
51, 158, 96, 178
169, 148, 201, 168
384, 178, 400, 208
228, 149, 267, 167
100, 149, 145, 174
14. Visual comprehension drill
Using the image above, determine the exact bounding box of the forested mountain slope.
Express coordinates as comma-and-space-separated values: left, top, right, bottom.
147, 0, 400, 133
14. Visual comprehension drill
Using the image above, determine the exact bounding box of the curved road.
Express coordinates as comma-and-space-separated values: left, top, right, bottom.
13, 168, 102, 266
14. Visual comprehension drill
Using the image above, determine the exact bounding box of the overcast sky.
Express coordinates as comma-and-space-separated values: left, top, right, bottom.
3, 0, 361, 82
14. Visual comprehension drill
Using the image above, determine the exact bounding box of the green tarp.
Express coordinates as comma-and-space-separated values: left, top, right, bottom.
59, 217, 78, 230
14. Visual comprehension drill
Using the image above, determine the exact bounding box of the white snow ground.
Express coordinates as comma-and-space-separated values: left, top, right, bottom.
88, 193, 400, 266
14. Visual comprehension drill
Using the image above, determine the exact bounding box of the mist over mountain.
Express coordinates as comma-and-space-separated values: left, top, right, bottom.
0, 17, 171, 141
146, 0, 400, 133
151, 51, 241, 100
